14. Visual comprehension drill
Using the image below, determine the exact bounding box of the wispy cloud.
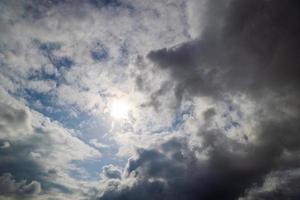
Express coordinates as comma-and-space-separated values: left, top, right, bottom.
1, 0, 300, 199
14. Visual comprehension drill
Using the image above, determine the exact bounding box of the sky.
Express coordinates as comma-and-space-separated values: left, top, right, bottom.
0, 0, 300, 199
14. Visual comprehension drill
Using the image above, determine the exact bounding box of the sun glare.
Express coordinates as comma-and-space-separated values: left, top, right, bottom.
110, 99, 130, 120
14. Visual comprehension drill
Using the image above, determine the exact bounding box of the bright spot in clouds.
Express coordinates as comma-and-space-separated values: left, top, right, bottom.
110, 99, 130, 120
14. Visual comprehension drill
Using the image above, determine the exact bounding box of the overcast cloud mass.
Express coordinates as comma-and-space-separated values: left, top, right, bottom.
1, 0, 300, 199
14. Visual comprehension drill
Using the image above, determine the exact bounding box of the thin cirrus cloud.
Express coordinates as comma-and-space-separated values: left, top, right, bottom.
0, 0, 300, 199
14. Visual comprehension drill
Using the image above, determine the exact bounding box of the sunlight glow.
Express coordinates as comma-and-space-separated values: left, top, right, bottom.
110, 99, 130, 120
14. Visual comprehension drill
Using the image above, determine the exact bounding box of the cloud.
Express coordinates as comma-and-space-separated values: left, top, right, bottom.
0, 0, 199, 199
0, 141, 10, 149
0, 88, 101, 199
0, 95, 32, 140
97, 0, 300, 199
89, 139, 109, 149
101, 165, 122, 180
1, 0, 300, 199
0, 173, 41, 196
241, 170, 300, 200
99, 115, 300, 199
148, 0, 300, 104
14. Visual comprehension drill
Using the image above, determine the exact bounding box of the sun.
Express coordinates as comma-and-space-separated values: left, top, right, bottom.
110, 99, 130, 120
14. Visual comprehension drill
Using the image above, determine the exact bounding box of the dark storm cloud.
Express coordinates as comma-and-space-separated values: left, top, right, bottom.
99, 116, 300, 200
98, 136, 269, 200
100, 0, 300, 199
148, 40, 220, 103
148, 0, 300, 102
241, 170, 300, 200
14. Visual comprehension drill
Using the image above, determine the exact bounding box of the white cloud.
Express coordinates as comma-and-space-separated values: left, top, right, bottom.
27, 80, 56, 93
0, 87, 101, 198
5, 0, 297, 199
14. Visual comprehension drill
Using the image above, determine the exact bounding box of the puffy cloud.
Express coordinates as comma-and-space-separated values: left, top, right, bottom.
148, 0, 300, 104
1, 0, 300, 199
27, 80, 57, 94
0, 0, 198, 199
0, 173, 41, 197
101, 165, 122, 180
0, 92, 32, 140
97, 0, 300, 199
99, 115, 300, 199
0, 88, 101, 199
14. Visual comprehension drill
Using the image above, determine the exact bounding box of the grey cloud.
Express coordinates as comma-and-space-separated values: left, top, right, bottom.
99, 115, 300, 199
103, 0, 300, 199
0, 173, 41, 196
0, 95, 100, 198
148, 40, 220, 104
1, 0, 300, 199
102, 165, 122, 180
0, 103, 31, 139
241, 170, 300, 200
20, 181, 42, 196
148, 0, 300, 103
9, 0, 134, 21
0, 134, 72, 198
0, 173, 22, 194
0, 100, 47, 189
203, 107, 216, 121
140, 81, 174, 111
0, 141, 43, 182
0, 141, 10, 149
99, 137, 259, 200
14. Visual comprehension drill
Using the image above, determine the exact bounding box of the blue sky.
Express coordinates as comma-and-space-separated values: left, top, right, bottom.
0, 0, 195, 198
1, 0, 300, 199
